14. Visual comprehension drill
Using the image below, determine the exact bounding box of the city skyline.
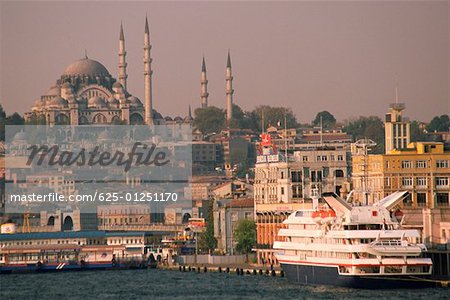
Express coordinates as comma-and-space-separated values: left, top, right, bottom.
0, 1, 448, 123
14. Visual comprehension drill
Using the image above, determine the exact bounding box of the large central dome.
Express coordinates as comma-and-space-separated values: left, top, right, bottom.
63, 58, 110, 76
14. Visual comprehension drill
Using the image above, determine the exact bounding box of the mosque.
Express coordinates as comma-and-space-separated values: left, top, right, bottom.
25, 17, 235, 126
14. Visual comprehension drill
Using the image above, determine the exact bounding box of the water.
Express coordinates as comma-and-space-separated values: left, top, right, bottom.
0, 270, 448, 300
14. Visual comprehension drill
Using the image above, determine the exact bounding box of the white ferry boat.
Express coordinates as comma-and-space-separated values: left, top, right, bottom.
274, 191, 435, 288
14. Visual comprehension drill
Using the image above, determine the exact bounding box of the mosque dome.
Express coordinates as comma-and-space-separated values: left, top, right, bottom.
45, 86, 60, 96
109, 97, 119, 107
153, 110, 163, 120
127, 96, 143, 107
48, 97, 69, 108
33, 99, 45, 108
88, 96, 107, 108
63, 58, 110, 76
112, 82, 123, 88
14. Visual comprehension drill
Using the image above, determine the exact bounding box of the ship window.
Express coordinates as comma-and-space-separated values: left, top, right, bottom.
385, 266, 402, 273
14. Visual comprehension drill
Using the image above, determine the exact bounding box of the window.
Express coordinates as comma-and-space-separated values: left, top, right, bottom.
384, 177, 391, 187
281, 187, 285, 195
401, 161, 412, 169
322, 155, 327, 161
437, 160, 449, 168
417, 193, 426, 207
317, 156, 322, 161
281, 171, 284, 179
335, 170, 344, 178
330, 155, 335, 161
302, 156, 308, 162
416, 177, 427, 187
435, 177, 449, 187
291, 171, 301, 183
401, 177, 413, 187
436, 193, 449, 207
337, 155, 344, 161
416, 161, 427, 168
403, 193, 412, 206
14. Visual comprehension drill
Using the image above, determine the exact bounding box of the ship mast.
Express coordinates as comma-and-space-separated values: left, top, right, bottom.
353, 138, 377, 205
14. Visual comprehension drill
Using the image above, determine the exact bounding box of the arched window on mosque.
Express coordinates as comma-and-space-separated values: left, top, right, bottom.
130, 113, 144, 125
79, 116, 89, 125
55, 114, 70, 125
111, 115, 122, 124
93, 113, 107, 124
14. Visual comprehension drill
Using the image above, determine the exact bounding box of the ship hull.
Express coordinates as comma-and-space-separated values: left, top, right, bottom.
281, 263, 437, 289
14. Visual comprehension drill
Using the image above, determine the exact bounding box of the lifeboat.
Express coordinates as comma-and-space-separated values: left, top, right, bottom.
311, 210, 336, 223
322, 210, 337, 223
311, 211, 322, 223
365, 240, 423, 257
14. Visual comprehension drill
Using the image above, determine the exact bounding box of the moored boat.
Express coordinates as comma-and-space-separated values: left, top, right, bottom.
274, 191, 436, 288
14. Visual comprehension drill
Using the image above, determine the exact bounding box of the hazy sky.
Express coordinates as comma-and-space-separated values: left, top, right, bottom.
0, 1, 448, 123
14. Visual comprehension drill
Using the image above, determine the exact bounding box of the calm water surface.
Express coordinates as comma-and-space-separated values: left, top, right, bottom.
0, 269, 448, 299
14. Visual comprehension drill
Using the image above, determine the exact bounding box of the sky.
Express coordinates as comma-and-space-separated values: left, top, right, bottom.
0, 1, 448, 123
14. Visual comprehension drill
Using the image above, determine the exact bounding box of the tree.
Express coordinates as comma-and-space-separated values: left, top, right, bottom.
194, 106, 225, 134
252, 105, 298, 132
234, 219, 256, 255
410, 120, 429, 142
0, 107, 25, 141
197, 200, 217, 253
6, 113, 25, 125
312, 111, 336, 129
427, 115, 450, 133
343, 116, 385, 154
0, 105, 5, 119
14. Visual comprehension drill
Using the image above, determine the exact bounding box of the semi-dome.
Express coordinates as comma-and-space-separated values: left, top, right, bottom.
48, 97, 68, 108
88, 96, 107, 108
109, 97, 119, 107
127, 96, 143, 107
33, 99, 45, 108
63, 58, 110, 76
45, 85, 60, 96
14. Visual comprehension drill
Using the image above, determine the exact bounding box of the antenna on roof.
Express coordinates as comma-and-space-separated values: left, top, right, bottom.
320, 115, 323, 147
395, 75, 399, 104
84, 49, 88, 59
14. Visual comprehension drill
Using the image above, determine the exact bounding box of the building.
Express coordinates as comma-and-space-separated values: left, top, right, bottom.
23, 18, 195, 126
213, 198, 254, 254
352, 103, 450, 248
97, 204, 151, 228
211, 179, 253, 199
352, 141, 450, 246
385, 102, 411, 153
253, 144, 352, 264
192, 141, 223, 174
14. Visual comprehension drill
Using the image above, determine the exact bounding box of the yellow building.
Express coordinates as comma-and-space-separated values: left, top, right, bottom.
352, 141, 450, 247
353, 142, 449, 208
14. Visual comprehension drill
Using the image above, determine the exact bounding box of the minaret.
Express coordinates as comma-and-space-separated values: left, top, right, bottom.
144, 16, 153, 125
118, 23, 128, 90
226, 51, 234, 121
200, 56, 209, 108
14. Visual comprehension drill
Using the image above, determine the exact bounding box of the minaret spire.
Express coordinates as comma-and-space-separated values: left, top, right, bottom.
144, 15, 153, 125
118, 22, 128, 90
200, 56, 209, 108
225, 50, 234, 122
